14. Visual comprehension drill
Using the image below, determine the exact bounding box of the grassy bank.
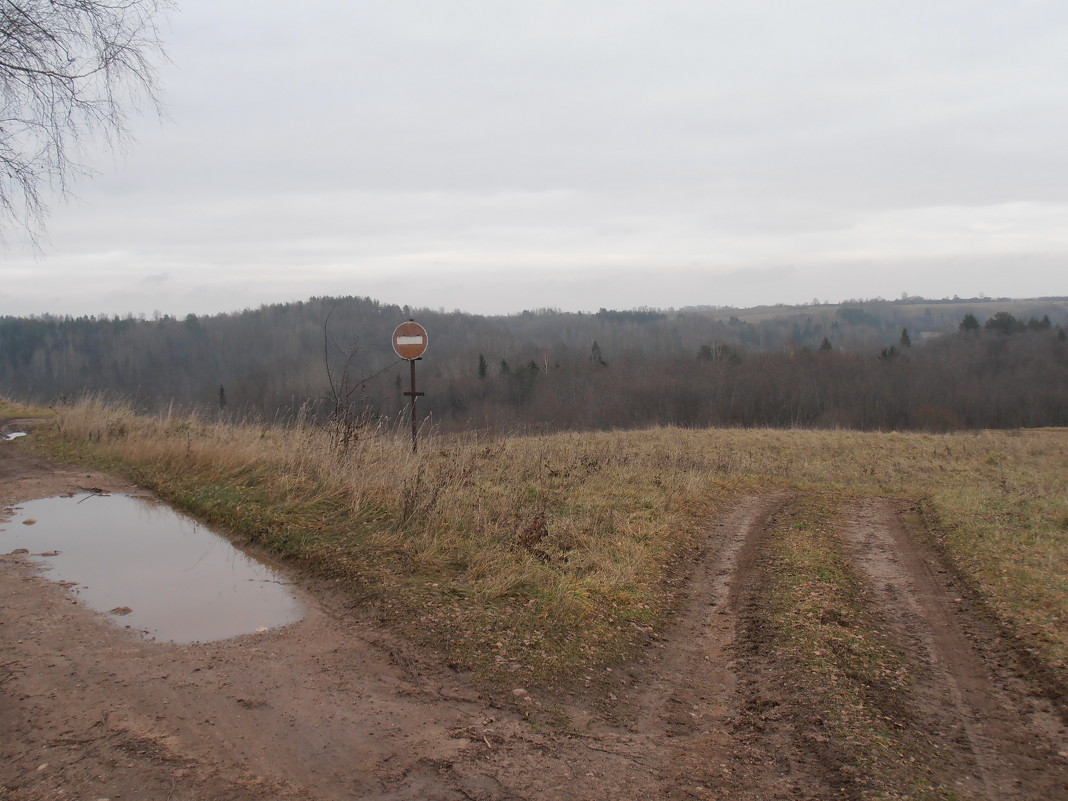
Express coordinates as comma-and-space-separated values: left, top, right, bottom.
24, 400, 738, 683
8, 399, 1066, 691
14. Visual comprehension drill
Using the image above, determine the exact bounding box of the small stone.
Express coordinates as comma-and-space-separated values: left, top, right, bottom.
36, 763, 48, 772
10, 548, 29, 555
511, 688, 527, 696
22, 519, 36, 525
109, 607, 133, 616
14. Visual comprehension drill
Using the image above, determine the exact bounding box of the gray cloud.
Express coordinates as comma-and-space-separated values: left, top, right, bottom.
3, 0, 1066, 317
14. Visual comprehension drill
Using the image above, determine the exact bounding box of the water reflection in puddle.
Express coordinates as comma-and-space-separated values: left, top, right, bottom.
2, 432, 27, 440
1, 493, 303, 643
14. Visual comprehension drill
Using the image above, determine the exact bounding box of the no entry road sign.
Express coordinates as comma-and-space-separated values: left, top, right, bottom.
393, 321, 428, 360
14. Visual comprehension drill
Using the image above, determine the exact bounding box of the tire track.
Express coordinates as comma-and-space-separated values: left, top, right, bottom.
623, 491, 807, 799
841, 498, 1068, 800
434, 492, 799, 801
634, 492, 790, 727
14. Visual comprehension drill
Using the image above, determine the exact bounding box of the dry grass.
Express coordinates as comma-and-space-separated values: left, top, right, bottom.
13, 398, 1067, 687
0, 398, 53, 419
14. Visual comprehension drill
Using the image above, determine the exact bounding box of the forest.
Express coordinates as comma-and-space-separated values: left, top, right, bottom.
1, 295, 1066, 434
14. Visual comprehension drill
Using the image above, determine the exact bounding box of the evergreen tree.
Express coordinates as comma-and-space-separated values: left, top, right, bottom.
985, 311, 1023, 335
959, 313, 980, 331
590, 341, 607, 367
477, 353, 488, 379
900, 328, 911, 348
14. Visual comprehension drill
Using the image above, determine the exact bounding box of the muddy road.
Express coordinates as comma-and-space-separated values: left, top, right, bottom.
2, 423, 1065, 800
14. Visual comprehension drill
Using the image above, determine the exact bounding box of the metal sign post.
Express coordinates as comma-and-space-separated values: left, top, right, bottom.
392, 321, 428, 452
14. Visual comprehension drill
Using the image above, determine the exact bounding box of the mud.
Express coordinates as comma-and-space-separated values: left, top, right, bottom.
2, 421, 1065, 800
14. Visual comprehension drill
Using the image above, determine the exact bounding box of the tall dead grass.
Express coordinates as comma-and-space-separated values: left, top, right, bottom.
34, 400, 735, 680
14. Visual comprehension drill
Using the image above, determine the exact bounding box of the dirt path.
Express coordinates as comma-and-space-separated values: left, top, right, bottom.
619, 491, 808, 800
2, 424, 1065, 799
842, 498, 1068, 800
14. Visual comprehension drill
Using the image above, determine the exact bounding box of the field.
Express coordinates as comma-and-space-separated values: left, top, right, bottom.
2, 398, 1066, 799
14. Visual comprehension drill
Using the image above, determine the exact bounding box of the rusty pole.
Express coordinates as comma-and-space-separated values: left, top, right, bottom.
403, 358, 424, 453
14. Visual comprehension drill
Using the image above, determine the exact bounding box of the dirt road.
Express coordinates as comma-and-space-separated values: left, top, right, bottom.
2, 423, 1065, 800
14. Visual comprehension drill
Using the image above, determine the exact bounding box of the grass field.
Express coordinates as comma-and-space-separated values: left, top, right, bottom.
6, 398, 1066, 693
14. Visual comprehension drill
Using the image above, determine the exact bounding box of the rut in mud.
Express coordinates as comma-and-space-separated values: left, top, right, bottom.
2, 429, 1065, 800
841, 499, 1068, 799
727, 495, 1067, 800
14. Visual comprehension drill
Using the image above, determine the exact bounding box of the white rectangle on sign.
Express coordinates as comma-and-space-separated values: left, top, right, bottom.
396, 336, 424, 345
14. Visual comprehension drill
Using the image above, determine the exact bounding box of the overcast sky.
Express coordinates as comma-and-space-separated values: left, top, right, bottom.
3, 0, 1067, 318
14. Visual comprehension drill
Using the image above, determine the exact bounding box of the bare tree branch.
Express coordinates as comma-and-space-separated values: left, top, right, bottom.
0, 0, 171, 245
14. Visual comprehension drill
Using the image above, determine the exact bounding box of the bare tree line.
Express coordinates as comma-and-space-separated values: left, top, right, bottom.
1, 295, 1066, 433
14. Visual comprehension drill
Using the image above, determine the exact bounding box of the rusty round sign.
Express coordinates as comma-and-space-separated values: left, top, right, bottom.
392, 321, 428, 360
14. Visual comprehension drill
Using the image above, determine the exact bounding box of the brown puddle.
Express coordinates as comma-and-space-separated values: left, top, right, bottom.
1, 493, 303, 643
